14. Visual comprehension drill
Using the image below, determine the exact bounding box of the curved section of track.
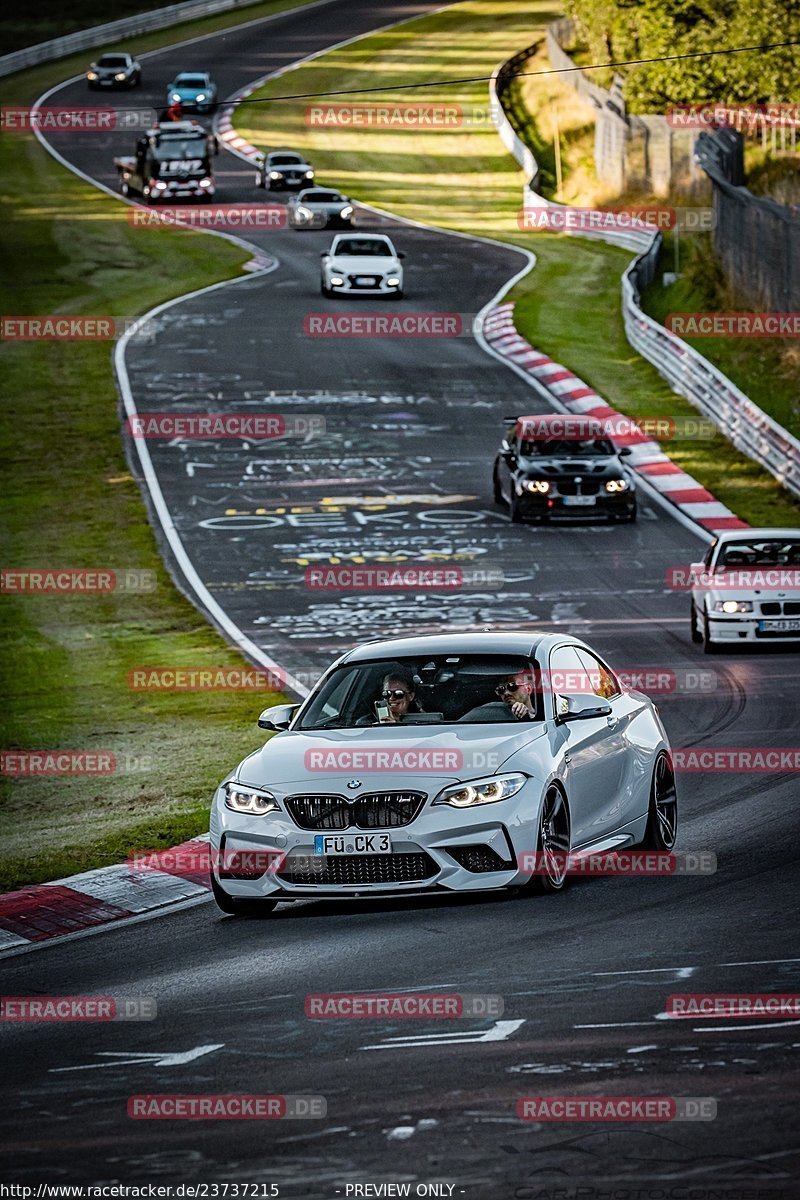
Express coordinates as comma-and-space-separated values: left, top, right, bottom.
8, 1, 800, 1190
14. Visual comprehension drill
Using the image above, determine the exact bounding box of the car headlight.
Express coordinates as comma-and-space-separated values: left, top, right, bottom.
199, 177, 212, 187
387, 276, 401, 286
433, 772, 527, 809
171, 92, 181, 101
296, 205, 313, 219
87, 71, 97, 79
269, 170, 282, 179
605, 479, 630, 493
714, 600, 753, 613
196, 93, 206, 102
305, 170, 314, 178
340, 205, 353, 218
115, 73, 127, 81
224, 783, 280, 815
524, 480, 550, 493
330, 275, 344, 286
152, 180, 168, 190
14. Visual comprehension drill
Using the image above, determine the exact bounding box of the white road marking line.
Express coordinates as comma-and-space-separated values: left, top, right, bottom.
361, 1019, 525, 1050
574, 1022, 656, 1028
50, 1044, 223, 1072
693, 1021, 800, 1032
627, 1044, 658, 1053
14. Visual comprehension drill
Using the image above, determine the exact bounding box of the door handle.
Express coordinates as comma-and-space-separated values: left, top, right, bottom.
606, 715, 618, 729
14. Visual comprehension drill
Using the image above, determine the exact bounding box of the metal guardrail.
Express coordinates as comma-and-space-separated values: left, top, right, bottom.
623, 249, 800, 499
490, 46, 800, 501
0, 0, 268, 78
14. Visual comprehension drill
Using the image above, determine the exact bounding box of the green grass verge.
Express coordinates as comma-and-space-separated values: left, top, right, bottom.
236, 0, 800, 529
0, 6, 327, 892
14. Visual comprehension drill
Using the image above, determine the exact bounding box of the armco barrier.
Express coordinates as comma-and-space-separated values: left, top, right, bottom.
490, 48, 800, 501
0, 0, 298, 78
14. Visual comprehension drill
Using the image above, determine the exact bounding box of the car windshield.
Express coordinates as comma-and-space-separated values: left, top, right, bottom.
334, 238, 392, 257
716, 538, 800, 567
520, 438, 615, 457
271, 154, 303, 164
98, 55, 127, 67
176, 76, 207, 87
296, 655, 543, 729
153, 140, 207, 159
304, 192, 342, 203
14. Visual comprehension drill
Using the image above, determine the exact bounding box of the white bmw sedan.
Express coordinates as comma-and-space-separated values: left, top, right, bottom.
209, 632, 677, 916
320, 233, 404, 298
689, 528, 800, 652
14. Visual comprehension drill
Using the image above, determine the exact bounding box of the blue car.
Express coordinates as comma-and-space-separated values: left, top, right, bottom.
166, 72, 218, 113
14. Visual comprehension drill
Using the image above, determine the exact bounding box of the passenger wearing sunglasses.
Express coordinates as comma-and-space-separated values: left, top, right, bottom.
357, 668, 424, 724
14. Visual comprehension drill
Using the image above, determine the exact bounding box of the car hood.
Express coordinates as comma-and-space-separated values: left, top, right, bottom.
330, 255, 397, 270
300, 200, 348, 210
519, 455, 627, 479
234, 723, 548, 792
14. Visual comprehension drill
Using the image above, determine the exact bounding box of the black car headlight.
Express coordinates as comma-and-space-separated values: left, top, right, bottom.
433, 772, 527, 809
224, 783, 280, 815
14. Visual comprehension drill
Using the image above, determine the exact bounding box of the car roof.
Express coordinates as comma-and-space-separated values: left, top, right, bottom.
332, 233, 390, 245
714, 527, 800, 542
339, 631, 586, 663
514, 413, 607, 439
175, 72, 209, 81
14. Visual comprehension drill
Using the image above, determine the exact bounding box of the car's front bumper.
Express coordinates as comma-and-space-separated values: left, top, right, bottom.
516, 490, 636, 520
327, 278, 401, 296
210, 778, 543, 900
704, 611, 800, 644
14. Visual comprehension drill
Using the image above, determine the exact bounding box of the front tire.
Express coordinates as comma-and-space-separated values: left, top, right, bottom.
210, 874, 278, 918
690, 601, 703, 644
509, 491, 523, 523
492, 467, 504, 505
639, 752, 678, 850
702, 612, 720, 654
529, 784, 571, 894
321, 279, 331, 297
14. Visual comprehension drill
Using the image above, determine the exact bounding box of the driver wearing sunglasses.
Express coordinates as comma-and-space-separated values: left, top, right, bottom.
495, 675, 536, 721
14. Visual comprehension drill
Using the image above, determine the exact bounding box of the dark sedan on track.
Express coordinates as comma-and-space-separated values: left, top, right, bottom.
493, 413, 637, 523
87, 52, 141, 89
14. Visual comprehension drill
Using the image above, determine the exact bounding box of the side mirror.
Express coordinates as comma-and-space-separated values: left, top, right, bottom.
618, 446, 632, 457
555, 693, 612, 724
396, 251, 406, 259
257, 703, 299, 731
320, 251, 330, 258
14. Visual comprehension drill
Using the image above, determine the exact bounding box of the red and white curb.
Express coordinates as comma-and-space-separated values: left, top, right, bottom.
483, 303, 749, 535
0, 836, 212, 952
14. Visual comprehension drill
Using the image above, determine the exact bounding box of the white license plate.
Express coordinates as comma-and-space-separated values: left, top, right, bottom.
759, 618, 800, 631
355, 276, 375, 285
563, 495, 596, 506
313, 833, 392, 855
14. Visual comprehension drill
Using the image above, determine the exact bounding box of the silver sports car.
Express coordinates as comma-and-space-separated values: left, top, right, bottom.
209, 632, 677, 916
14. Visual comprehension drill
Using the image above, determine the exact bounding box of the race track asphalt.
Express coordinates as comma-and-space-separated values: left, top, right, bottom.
2, 2, 799, 1193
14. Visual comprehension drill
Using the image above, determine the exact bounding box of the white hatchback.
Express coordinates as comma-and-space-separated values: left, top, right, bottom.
320, 233, 404, 298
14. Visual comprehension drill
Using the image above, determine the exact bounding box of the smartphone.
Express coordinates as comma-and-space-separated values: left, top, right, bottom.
374, 701, 391, 722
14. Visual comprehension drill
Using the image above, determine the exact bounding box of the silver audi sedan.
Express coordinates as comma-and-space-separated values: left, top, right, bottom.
209, 632, 677, 916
